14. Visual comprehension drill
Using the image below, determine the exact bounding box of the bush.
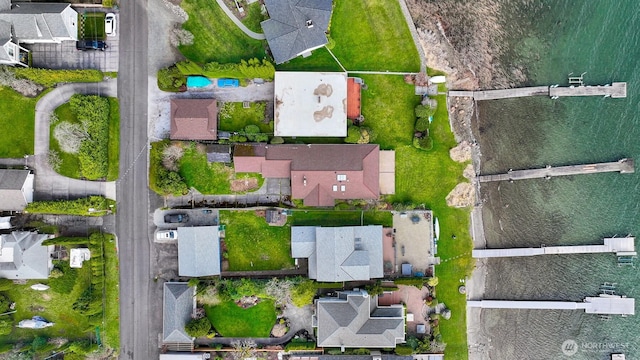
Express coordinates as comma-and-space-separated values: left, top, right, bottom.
69, 95, 111, 179
345, 126, 375, 144
157, 66, 186, 92
291, 279, 316, 307
49, 262, 78, 293
0, 293, 10, 314
13, 68, 104, 87
270, 136, 284, 144
174, 58, 276, 80
26, 196, 116, 216
0, 318, 12, 336
395, 345, 414, 355
415, 116, 430, 132
150, 141, 189, 196
345, 126, 361, 143
393, 277, 425, 288
414, 104, 435, 118
285, 340, 316, 351
185, 317, 212, 338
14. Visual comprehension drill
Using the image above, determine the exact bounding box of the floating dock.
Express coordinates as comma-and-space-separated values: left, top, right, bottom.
472, 237, 636, 258
468, 295, 635, 316
449, 82, 626, 100
477, 158, 634, 183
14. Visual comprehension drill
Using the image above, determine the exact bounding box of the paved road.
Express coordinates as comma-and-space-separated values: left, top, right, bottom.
32, 81, 117, 200
215, 0, 265, 40
117, 0, 154, 358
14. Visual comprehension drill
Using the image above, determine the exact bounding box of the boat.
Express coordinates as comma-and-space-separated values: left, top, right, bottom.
186, 76, 212, 88
434, 217, 440, 240
430, 75, 446, 84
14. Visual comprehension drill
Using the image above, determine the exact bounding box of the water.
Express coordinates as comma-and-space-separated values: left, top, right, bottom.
474, 1, 640, 359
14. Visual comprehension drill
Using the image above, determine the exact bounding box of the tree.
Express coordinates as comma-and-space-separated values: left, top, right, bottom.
31, 336, 47, 352
415, 104, 435, 118
185, 317, 211, 338
291, 279, 316, 307
231, 340, 256, 360
415, 116, 430, 132
0, 293, 11, 313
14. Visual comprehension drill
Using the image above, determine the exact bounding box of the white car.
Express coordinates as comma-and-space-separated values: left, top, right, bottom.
105, 13, 116, 37
156, 230, 177, 241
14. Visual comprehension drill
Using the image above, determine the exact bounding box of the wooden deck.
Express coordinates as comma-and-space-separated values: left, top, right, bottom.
468, 295, 635, 316
449, 82, 627, 100
472, 237, 636, 258
478, 158, 634, 183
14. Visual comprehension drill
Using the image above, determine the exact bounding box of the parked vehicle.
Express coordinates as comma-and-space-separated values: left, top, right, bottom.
105, 13, 116, 37
156, 230, 177, 241
217, 78, 239, 88
76, 40, 108, 51
164, 213, 189, 223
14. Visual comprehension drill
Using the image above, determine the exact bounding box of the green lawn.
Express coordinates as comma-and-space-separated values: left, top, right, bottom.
276, 47, 343, 72
104, 234, 120, 351
49, 97, 119, 180
241, 2, 266, 33
218, 102, 271, 133
330, 0, 420, 71
80, 12, 106, 40
179, 0, 266, 63
206, 299, 276, 337
0, 87, 36, 157
178, 144, 263, 194
290, 210, 392, 227
107, 98, 120, 181
220, 210, 294, 271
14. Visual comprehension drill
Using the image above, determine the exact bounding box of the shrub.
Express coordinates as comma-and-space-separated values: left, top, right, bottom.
414, 104, 435, 118
393, 277, 425, 288
345, 126, 375, 144
185, 317, 212, 338
415, 116, 430, 132
26, 196, 116, 216
13, 68, 103, 87
49, 263, 78, 293
270, 136, 284, 144
157, 66, 186, 92
291, 279, 316, 307
102, 0, 114, 8
175, 58, 276, 80
345, 126, 361, 143
413, 136, 433, 150
395, 345, 414, 355
150, 141, 189, 196
284, 340, 316, 351
0, 293, 10, 313
175, 60, 203, 75
0, 318, 12, 336
68, 95, 111, 179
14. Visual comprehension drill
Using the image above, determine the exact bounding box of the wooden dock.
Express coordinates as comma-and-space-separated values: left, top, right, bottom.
472, 237, 637, 258
477, 158, 634, 183
449, 82, 627, 100
468, 295, 635, 316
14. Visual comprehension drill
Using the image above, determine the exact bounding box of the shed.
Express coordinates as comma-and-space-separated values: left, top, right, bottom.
205, 144, 232, 163
401, 263, 413, 276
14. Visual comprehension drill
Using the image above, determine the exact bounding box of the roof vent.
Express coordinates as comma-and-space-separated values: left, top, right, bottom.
306, 19, 313, 28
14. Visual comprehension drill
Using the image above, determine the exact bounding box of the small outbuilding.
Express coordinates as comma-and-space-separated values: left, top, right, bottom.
0, 169, 34, 211
177, 226, 221, 277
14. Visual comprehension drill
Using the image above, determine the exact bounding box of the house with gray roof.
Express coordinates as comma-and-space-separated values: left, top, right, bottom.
0, 1, 78, 66
0, 169, 34, 211
314, 290, 405, 349
177, 226, 221, 277
291, 225, 383, 282
163, 282, 195, 347
0, 231, 54, 279
261, 0, 332, 64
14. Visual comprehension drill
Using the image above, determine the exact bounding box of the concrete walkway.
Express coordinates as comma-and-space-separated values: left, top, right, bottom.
33, 80, 118, 201
215, 0, 266, 40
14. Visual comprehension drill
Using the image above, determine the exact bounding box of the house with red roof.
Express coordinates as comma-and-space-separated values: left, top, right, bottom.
170, 98, 218, 141
234, 144, 395, 206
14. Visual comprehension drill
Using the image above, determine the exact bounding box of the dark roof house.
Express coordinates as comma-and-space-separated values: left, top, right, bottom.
261, 0, 332, 64
314, 290, 405, 348
163, 282, 195, 345
205, 144, 231, 163
177, 226, 221, 277
291, 226, 384, 282
234, 144, 390, 206
0, 231, 54, 279
0, 169, 34, 211
170, 99, 218, 141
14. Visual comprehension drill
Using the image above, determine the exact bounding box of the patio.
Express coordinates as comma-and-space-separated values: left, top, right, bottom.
390, 210, 438, 275
378, 284, 430, 334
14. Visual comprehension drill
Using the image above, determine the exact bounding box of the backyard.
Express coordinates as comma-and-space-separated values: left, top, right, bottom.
220, 210, 293, 271
218, 101, 271, 133
0, 87, 37, 157
206, 299, 276, 338
179, 0, 266, 63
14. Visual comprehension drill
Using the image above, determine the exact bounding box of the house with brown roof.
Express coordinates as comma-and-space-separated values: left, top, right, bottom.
170, 99, 218, 141
234, 144, 395, 206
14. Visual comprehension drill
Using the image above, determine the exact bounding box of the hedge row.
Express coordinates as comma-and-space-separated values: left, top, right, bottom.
25, 196, 115, 216
393, 277, 426, 288
285, 341, 316, 351
176, 58, 275, 80
13, 68, 104, 87
70, 94, 111, 179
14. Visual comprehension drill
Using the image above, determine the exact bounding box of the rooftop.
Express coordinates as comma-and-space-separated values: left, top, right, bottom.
163, 282, 195, 344
177, 226, 221, 277
170, 98, 218, 141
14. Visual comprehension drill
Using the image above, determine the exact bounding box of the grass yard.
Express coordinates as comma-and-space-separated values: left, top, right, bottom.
80, 12, 106, 40
290, 210, 392, 227
104, 234, 120, 351
218, 102, 271, 133
107, 98, 120, 181
220, 210, 293, 271
0, 87, 36, 157
276, 47, 343, 72
49, 97, 119, 180
330, 0, 420, 71
180, 0, 266, 63
178, 144, 264, 194
206, 299, 276, 337
241, 2, 266, 33
360, 75, 420, 149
